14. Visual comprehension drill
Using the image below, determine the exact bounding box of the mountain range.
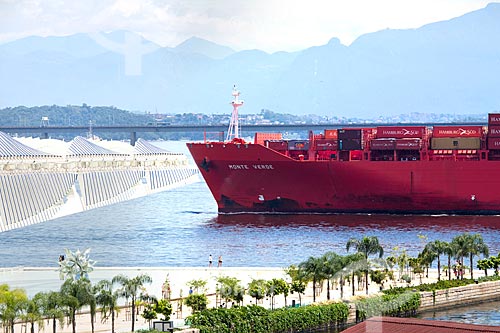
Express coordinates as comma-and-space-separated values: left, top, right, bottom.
1, 3, 500, 118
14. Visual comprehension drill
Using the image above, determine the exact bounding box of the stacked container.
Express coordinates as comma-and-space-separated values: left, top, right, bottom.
431, 126, 482, 150
488, 114, 500, 150
338, 129, 362, 150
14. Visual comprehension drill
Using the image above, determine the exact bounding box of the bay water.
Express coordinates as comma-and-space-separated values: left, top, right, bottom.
0, 141, 499, 325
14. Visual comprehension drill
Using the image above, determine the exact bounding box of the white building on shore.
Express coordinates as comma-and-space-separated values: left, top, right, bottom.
0, 132, 199, 232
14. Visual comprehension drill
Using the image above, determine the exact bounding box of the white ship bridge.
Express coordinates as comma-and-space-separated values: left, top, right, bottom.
0, 133, 199, 232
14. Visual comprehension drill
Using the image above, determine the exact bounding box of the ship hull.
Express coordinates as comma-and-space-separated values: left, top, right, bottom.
188, 142, 500, 214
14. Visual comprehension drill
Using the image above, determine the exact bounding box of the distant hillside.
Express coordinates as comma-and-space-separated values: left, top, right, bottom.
174, 36, 235, 59
0, 4, 499, 118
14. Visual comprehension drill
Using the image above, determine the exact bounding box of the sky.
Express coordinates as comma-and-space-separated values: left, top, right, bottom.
0, 0, 498, 53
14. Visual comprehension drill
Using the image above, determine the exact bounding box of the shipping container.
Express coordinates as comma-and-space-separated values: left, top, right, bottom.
370, 139, 396, 150
489, 113, 500, 125
288, 140, 310, 150
432, 126, 482, 138
431, 137, 480, 150
254, 132, 282, 145
338, 129, 362, 140
376, 126, 426, 139
395, 139, 421, 150
314, 139, 339, 150
324, 129, 338, 139
339, 138, 362, 151
489, 126, 500, 137
265, 140, 287, 151
488, 137, 500, 150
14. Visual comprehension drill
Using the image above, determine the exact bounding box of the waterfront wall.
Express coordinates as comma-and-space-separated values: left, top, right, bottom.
419, 279, 500, 312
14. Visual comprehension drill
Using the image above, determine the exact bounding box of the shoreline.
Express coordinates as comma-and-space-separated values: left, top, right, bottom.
2, 266, 499, 333
0, 266, 289, 298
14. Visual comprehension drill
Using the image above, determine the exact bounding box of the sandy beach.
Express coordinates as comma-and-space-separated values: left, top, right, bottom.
0, 266, 487, 333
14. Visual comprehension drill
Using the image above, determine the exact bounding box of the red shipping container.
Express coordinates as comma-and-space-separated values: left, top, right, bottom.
324, 129, 338, 139
314, 139, 338, 150
432, 126, 482, 138
395, 139, 421, 150
255, 132, 282, 144
376, 126, 426, 139
370, 139, 396, 150
488, 137, 500, 150
489, 114, 500, 125
489, 126, 500, 137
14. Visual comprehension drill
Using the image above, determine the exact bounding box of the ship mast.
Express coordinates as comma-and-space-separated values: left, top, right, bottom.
226, 85, 244, 141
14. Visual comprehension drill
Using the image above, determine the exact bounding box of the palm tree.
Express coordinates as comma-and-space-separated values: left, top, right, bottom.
284, 265, 306, 306
113, 274, 152, 332
465, 233, 489, 279
22, 293, 46, 333
95, 280, 120, 333
346, 236, 384, 294
60, 278, 94, 333
451, 234, 469, 279
442, 241, 455, 280
337, 253, 360, 299
423, 240, 448, 281
321, 252, 342, 300
298, 256, 326, 302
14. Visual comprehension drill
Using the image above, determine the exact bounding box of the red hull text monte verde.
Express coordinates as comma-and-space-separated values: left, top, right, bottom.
187, 88, 500, 214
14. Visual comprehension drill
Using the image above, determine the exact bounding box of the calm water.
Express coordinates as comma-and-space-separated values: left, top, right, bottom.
1, 141, 500, 325
420, 300, 500, 326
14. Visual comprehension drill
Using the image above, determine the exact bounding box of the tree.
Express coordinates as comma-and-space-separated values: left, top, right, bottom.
216, 276, 244, 308
285, 265, 306, 306
187, 279, 207, 294
346, 236, 384, 294
490, 255, 500, 276
113, 274, 152, 332
60, 278, 94, 333
442, 241, 455, 281
154, 299, 172, 321
266, 278, 289, 309
22, 293, 45, 333
477, 258, 492, 277
247, 279, 268, 305
340, 253, 365, 297
141, 304, 157, 329
185, 294, 208, 313
37, 291, 66, 333
423, 240, 448, 281
0, 284, 28, 333
465, 233, 489, 279
298, 256, 326, 303
369, 270, 387, 290
321, 252, 342, 300
95, 280, 120, 333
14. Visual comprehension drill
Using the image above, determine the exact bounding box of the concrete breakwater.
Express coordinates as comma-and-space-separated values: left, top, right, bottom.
419, 279, 500, 312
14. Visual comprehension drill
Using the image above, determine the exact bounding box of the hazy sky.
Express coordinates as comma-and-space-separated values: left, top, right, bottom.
0, 0, 498, 52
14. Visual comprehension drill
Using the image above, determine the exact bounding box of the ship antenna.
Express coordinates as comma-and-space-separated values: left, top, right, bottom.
226, 85, 244, 141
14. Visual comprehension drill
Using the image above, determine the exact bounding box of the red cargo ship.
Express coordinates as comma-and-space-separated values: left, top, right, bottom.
187, 88, 499, 214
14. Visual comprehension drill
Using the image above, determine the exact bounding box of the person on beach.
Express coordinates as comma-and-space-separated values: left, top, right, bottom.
218, 255, 223, 267
209, 254, 213, 267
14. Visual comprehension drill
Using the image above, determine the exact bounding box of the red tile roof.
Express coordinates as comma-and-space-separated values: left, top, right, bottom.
342, 316, 500, 333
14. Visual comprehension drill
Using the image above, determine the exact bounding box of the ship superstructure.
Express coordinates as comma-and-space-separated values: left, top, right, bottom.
0, 133, 199, 232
